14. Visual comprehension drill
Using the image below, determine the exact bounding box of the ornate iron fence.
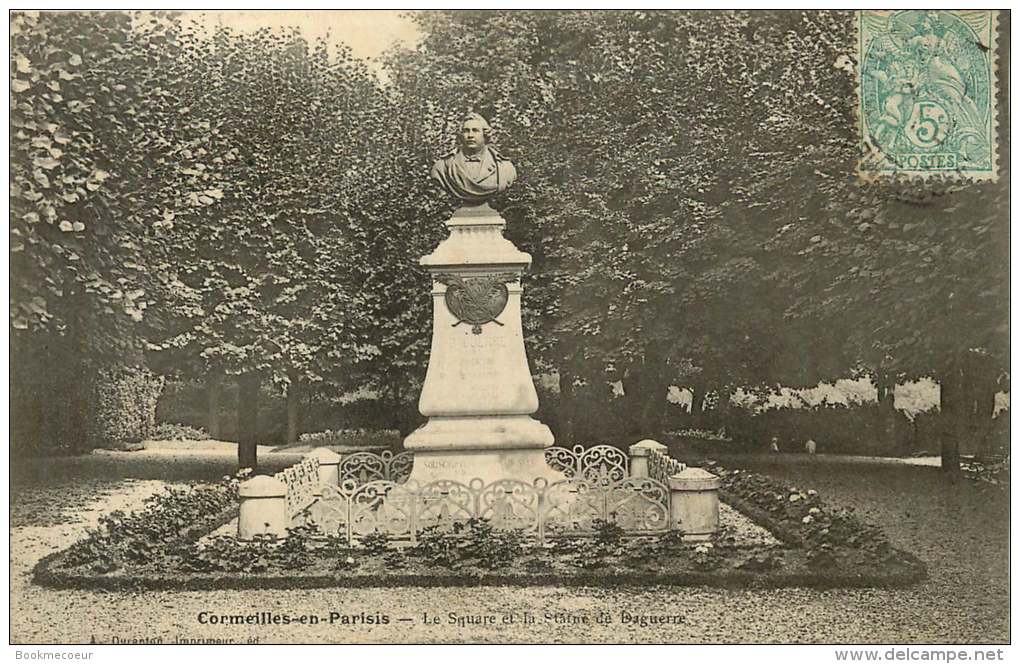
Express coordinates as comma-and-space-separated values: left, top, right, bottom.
338, 450, 414, 484
294, 475, 669, 545
543, 444, 629, 484
274, 456, 319, 518
647, 446, 685, 486
329, 445, 629, 487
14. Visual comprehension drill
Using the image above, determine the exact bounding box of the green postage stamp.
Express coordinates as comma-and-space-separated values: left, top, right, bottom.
857, 10, 998, 180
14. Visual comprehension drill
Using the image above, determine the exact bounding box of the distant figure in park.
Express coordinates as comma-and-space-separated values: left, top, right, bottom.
769, 437, 780, 453
805, 438, 817, 455
430, 112, 516, 205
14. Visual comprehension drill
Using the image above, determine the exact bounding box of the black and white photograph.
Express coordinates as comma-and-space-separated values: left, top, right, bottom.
7, 7, 1012, 655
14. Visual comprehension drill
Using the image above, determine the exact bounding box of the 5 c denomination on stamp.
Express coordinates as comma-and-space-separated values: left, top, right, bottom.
857, 10, 998, 181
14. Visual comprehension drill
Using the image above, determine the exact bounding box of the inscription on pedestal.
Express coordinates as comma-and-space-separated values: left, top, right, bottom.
455, 332, 502, 383
422, 459, 468, 473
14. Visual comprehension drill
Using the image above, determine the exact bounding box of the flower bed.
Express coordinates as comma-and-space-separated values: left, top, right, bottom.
705, 460, 924, 577
33, 465, 925, 591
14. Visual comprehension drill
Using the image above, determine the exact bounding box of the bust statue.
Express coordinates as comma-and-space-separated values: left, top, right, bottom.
430, 113, 517, 205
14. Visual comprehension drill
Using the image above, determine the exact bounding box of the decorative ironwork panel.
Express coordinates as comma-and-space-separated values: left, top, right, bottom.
417, 479, 477, 533
606, 478, 670, 532
339, 450, 414, 484
338, 452, 387, 484
300, 484, 347, 537
647, 447, 686, 485
541, 478, 608, 536
478, 479, 541, 532
274, 456, 319, 518
389, 451, 414, 483
348, 480, 416, 540
289, 473, 670, 545
544, 445, 629, 485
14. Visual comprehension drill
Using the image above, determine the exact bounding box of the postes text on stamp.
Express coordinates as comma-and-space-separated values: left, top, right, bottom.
857, 10, 998, 181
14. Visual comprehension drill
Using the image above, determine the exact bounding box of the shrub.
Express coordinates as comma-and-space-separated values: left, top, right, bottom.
151, 422, 210, 441
706, 460, 903, 566
719, 402, 918, 456
61, 472, 244, 571
298, 429, 402, 449
413, 526, 462, 568
691, 542, 720, 570
550, 524, 624, 569
178, 535, 272, 574
457, 519, 525, 570
410, 520, 527, 569
383, 550, 408, 569
738, 551, 783, 572
358, 531, 392, 555
592, 519, 626, 546
88, 365, 165, 450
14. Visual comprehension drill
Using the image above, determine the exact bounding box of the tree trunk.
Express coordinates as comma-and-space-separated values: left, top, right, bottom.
65, 284, 91, 454
639, 372, 671, 439
875, 369, 898, 452
689, 386, 703, 416
939, 358, 963, 477
619, 370, 642, 439
237, 372, 260, 472
207, 371, 222, 440
621, 350, 670, 440
286, 375, 300, 447
689, 384, 706, 429
558, 365, 577, 445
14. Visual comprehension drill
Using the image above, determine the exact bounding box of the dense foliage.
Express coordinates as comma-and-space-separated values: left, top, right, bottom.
10, 10, 1008, 469
60, 474, 242, 573
87, 366, 164, 450
386, 11, 1008, 458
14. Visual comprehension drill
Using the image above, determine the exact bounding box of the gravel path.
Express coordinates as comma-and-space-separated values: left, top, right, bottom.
10, 452, 1009, 644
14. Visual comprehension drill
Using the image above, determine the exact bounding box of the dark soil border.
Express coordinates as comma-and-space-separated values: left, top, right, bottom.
33, 548, 926, 591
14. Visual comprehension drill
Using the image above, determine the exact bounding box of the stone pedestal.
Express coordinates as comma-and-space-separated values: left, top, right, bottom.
628, 439, 669, 478
668, 467, 721, 541
237, 475, 288, 540
404, 204, 561, 485
304, 447, 341, 489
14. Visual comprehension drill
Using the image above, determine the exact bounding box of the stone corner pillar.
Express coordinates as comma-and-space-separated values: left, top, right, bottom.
237, 474, 288, 540
628, 439, 669, 478
404, 203, 561, 485
667, 467, 721, 541
303, 447, 341, 489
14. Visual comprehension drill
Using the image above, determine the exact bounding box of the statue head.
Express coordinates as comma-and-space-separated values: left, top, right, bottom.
458, 112, 492, 155
431, 111, 516, 205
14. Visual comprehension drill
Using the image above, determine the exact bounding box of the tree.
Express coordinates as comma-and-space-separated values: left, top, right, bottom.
386, 10, 1008, 463
11, 11, 183, 452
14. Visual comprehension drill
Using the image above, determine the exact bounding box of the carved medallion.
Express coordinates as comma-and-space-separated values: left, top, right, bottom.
434, 273, 517, 334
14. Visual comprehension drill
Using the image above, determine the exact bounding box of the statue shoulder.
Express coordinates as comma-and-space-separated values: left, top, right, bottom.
436, 148, 458, 163
430, 152, 456, 178
487, 146, 512, 162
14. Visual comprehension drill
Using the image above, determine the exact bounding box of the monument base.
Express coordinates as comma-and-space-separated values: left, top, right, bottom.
404, 415, 563, 485
404, 415, 553, 450
404, 447, 565, 486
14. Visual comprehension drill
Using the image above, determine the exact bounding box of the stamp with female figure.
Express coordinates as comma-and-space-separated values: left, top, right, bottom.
857, 10, 998, 181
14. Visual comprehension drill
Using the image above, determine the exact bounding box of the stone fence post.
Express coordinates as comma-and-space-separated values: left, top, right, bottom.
668, 467, 721, 541
628, 439, 668, 479
238, 475, 288, 540
304, 447, 341, 489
